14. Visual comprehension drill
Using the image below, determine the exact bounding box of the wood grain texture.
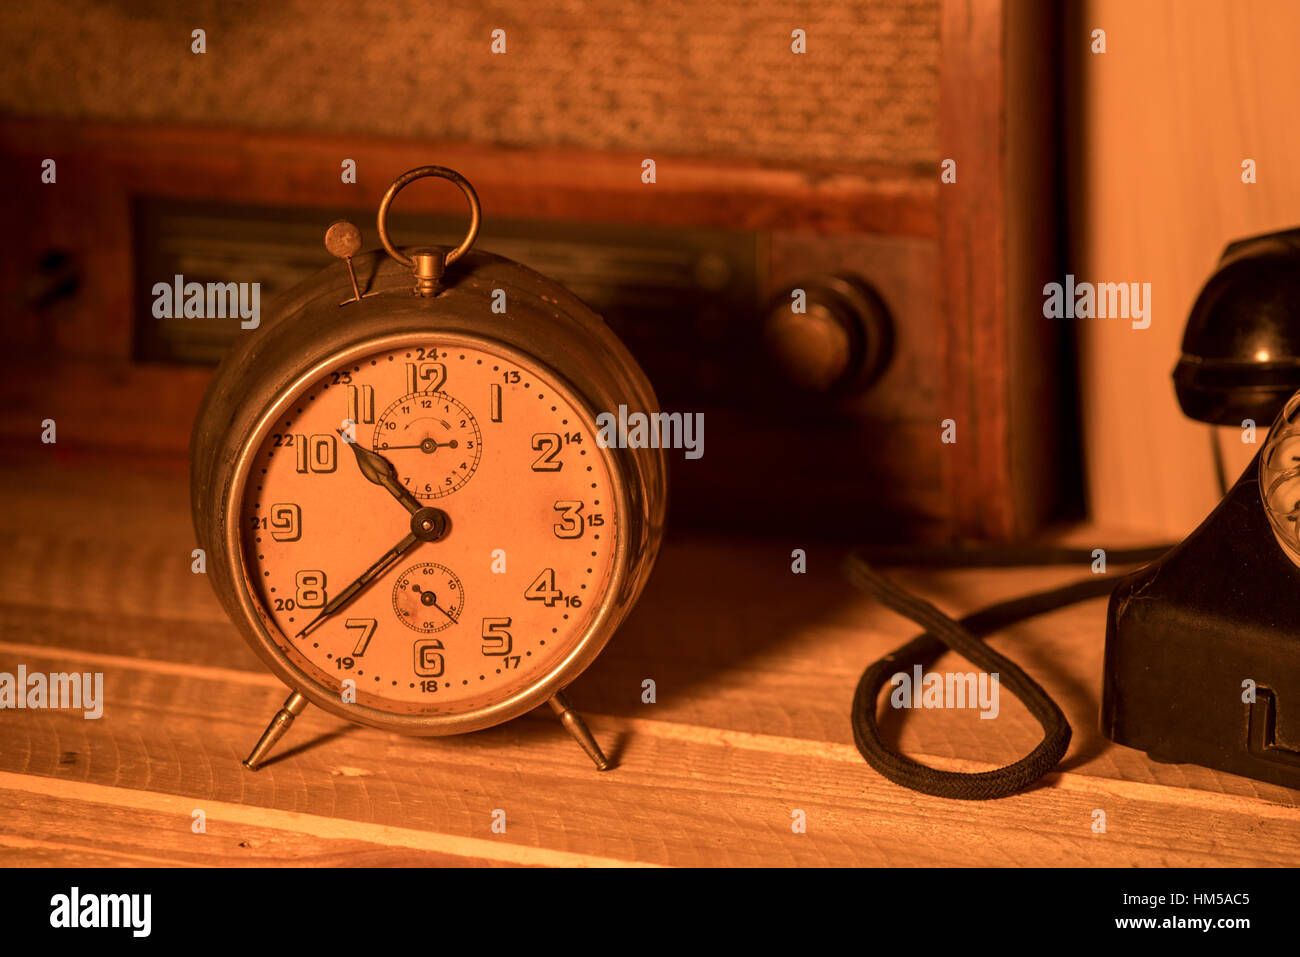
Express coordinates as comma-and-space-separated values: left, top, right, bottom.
938, 0, 1009, 538
0, 456, 1296, 867
0, 118, 938, 258
938, 0, 1068, 538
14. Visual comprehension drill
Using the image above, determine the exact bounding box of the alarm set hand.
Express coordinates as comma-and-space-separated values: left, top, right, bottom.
380, 438, 459, 453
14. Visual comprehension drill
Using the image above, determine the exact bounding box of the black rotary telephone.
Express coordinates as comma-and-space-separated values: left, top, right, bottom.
1104, 226, 1300, 790
847, 227, 1300, 798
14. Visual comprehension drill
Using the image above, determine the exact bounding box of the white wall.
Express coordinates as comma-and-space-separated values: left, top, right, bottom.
1071, 0, 1300, 536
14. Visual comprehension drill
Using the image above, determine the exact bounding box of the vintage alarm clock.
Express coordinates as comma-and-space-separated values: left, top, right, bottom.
191, 167, 667, 771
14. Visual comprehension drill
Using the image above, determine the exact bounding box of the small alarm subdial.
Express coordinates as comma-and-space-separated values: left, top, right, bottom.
392, 562, 465, 633
372, 392, 482, 499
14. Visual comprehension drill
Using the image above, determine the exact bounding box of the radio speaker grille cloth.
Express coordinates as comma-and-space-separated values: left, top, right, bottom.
0, 0, 939, 166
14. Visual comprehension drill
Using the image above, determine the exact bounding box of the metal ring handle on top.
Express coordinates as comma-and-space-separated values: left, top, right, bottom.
377, 166, 481, 270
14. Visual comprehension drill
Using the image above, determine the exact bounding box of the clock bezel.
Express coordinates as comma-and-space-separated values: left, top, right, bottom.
222, 330, 635, 736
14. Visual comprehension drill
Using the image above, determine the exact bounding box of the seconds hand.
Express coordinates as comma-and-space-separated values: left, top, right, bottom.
412, 583, 459, 625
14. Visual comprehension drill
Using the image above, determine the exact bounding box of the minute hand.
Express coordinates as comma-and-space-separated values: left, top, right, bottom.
296, 532, 419, 638
342, 433, 423, 514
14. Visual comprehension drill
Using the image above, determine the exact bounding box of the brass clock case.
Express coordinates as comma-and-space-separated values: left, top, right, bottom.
191, 249, 667, 736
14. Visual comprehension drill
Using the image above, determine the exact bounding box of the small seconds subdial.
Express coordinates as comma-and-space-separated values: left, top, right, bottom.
393, 562, 465, 633
373, 391, 482, 499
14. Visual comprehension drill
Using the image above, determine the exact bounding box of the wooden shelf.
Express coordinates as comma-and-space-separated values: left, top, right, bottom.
1, 457, 1295, 866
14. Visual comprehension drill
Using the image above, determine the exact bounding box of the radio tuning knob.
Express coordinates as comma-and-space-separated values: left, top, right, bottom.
762, 275, 893, 394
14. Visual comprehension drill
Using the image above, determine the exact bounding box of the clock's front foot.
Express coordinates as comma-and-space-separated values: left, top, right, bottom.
548, 691, 610, 771
243, 691, 309, 771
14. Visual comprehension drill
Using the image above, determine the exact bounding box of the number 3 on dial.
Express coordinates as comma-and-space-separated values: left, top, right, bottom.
553, 501, 584, 539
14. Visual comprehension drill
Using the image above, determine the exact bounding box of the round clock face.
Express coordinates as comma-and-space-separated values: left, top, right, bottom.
235, 338, 621, 721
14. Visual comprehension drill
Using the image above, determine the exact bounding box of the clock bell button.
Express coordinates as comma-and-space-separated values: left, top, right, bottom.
324, 220, 375, 305
762, 275, 893, 395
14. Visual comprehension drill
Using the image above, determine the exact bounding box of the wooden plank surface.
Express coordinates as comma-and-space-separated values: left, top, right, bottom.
1, 454, 1297, 867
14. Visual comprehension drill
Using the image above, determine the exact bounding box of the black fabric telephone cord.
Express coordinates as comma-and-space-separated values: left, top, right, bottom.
844, 544, 1171, 801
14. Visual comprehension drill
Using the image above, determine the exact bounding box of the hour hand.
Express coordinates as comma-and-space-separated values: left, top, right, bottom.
341, 432, 423, 514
